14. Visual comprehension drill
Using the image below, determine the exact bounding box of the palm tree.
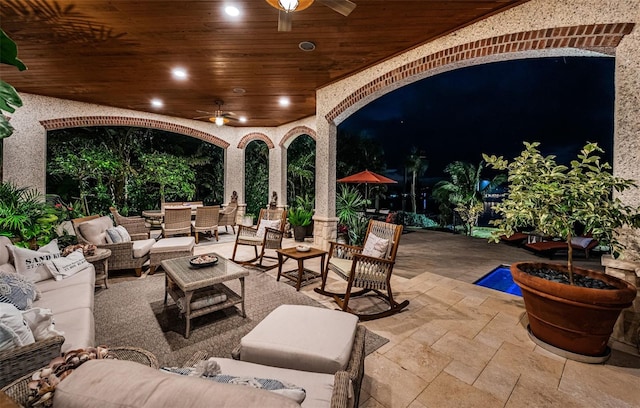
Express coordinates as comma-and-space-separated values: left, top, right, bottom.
405, 147, 428, 213
433, 161, 505, 235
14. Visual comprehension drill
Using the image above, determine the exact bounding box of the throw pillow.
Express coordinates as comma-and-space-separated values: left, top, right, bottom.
0, 302, 35, 347
0, 271, 39, 310
571, 236, 593, 249
160, 361, 306, 404
22, 307, 64, 341
362, 233, 389, 258
256, 219, 281, 238
0, 322, 20, 352
105, 226, 132, 244
8, 239, 61, 283
77, 216, 113, 245
44, 249, 90, 281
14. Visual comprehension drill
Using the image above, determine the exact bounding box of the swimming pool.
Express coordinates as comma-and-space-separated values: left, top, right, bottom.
474, 265, 522, 296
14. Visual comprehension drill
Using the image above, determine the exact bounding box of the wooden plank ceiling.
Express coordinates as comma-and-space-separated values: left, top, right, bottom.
0, 0, 529, 127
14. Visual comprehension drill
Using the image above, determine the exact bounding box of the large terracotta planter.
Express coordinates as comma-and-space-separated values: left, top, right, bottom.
511, 262, 637, 357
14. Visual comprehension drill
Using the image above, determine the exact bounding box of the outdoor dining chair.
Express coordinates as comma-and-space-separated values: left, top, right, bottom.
315, 219, 408, 320
191, 206, 220, 243
162, 207, 192, 238
231, 208, 287, 270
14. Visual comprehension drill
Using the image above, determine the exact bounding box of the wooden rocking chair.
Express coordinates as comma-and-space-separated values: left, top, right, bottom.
231, 208, 287, 270
315, 219, 408, 321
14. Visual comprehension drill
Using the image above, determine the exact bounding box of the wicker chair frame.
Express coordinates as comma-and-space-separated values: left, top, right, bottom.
231, 208, 287, 270
109, 206, 151, 240
162, 207, 192, 237
191, 206, 220, 243
315, 220, 408, 321
72, 215, 151, 277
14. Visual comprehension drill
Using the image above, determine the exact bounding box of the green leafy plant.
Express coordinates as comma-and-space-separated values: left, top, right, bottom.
0, 182, 59, 248
288, 206, 313, 227
0, 29, 27, 139
484, 141, 640, 283
336, 185, 368, 245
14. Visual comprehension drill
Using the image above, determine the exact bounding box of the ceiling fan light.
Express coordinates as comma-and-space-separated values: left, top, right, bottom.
214, 116, 225, 126
278, 0, 299, 12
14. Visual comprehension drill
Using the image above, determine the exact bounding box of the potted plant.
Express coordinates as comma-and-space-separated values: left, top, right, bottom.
484, 142, 638, 360
288, 206, 312, 242
336, 185, 368, 245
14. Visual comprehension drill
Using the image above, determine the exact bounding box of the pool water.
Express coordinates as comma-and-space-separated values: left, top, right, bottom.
474, 265, 522, 296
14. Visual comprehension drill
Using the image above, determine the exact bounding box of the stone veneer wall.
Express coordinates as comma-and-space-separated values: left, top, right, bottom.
313, 0, 640, 249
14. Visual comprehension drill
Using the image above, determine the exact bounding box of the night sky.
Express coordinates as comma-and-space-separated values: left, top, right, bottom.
339, 57, 615, 182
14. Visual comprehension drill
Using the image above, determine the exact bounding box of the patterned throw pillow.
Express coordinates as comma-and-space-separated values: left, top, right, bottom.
8, 240, 61, 283
106, 226, 132, 244
362, 233, 389, 258
0, 271, 39, 310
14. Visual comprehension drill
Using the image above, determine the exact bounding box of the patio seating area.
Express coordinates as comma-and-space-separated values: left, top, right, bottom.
200, 230, 639, 407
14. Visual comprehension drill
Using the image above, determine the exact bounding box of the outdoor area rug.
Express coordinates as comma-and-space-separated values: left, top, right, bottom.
94, 271, 389, 367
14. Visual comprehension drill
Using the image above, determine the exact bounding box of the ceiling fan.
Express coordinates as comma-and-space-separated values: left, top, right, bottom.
265, 0, 357, 32
193, 100, 237, 126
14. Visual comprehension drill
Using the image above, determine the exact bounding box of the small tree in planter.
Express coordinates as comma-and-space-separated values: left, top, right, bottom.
483, 141, 639, 359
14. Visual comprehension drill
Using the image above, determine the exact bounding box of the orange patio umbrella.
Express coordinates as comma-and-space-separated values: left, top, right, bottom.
337, 169, 397, 202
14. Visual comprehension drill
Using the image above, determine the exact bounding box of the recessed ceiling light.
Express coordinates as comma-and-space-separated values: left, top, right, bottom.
233, 87, 246, 94
151, 98, 163, 108
299, 41, 316, 52
239, 116, 247, 123
225, 5, 240, 16
171, 68, 187, 80
279, 97, 290, 107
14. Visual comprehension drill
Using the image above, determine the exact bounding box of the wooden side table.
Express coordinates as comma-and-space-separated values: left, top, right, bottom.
85, 248, 111, 288
276, 247, 327, 291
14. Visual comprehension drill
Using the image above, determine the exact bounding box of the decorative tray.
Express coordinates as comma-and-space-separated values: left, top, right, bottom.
189, 254, 219, 268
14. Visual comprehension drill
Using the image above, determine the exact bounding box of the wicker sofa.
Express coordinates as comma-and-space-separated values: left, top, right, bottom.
0, 236, 96, 387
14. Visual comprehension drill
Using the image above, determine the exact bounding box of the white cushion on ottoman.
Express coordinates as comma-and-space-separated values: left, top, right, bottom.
150, 237, 195, 254
240, 305, 358, 374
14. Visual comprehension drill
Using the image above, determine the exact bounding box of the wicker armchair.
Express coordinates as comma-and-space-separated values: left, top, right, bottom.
109, 206, 151, 240
219, 202, 238, 234
191, 206, 220, 243
231, 208, 287, 270
315, 220, 408, 320
72, 215, 155, 277
0, 335, 65, 388
161, 207, 192, 237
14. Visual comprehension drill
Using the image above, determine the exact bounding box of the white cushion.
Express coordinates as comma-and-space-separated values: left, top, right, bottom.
328, 257, 353, 277
362, 233, 389, 258
54, 359, 300, 408
571, 236, 593, 249
256, 219, 281, 238
132, 239, 156, 258
8, 239, 61, 283
22, 307, 64, 341
150, 237, 195, 254
240, 305, 358, 374
44, 249, 91, 281
0, 302, 34, 347
55, 308, 95, 352
36, 264, 95, 293
34, 283, 94, 313
78, 216, 113, 245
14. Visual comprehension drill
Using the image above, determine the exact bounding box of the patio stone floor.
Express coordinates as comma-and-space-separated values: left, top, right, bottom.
185, 228, 639, 407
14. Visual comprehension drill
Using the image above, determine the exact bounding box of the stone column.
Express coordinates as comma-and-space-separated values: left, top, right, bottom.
601, 255, 640, 349
313, 117, 339, 250
268, 144, 287, 210
224, 144, 245, 224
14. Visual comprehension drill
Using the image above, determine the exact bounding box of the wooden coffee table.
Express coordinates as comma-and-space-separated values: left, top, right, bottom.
162, 253, 249, 338
276, 247, 327, 291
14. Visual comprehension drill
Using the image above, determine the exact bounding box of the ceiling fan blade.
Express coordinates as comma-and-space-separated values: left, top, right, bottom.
318, 0, 356, 16
192, 115, 213, 120
278, 10, 292, 32
195, 110, 215, 115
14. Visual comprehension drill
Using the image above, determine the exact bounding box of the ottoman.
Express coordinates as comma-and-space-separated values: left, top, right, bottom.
149, 236, 195, 274
239, 304, 359, 374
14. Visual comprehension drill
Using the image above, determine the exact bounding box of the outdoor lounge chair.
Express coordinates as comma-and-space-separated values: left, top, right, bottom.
315, 219, 408, 321
218, 195, 238, 233
524, 236, 599, 259
162, 207, 192, 238
231, 208, 287, 270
